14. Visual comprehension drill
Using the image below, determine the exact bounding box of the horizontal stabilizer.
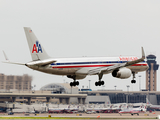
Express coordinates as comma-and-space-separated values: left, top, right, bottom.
2, 61, 25, 65
2, 51, 25, 65
26, 59, 56, 66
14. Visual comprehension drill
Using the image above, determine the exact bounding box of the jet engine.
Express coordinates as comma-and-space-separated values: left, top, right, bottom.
112, 67, 132, 79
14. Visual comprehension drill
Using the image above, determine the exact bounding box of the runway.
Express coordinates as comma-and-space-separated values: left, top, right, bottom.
0, 112, 159, 120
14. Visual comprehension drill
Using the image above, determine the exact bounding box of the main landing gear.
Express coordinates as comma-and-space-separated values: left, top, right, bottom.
131, 72, 136, 84
95, 72, 105, 86
95, 81, 105, 86
67, 75, 79, 87
70, 81, 79, 87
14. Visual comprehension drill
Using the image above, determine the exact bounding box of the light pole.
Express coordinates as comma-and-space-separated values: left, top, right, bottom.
139, 75, 141, 91
88, 80, 91, 89
34, 85, 36, 92
126, 85, 130, 103
127, 85, 130, 92
114, 85, 117, 90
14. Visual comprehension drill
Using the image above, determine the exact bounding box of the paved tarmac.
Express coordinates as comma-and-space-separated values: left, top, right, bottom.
0, 112, 159, 119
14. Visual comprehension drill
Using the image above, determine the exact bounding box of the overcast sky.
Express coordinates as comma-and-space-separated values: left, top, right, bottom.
0, 0, 160, 91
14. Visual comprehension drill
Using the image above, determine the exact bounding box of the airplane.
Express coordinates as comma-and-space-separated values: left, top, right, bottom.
119, 105, 146, 116
48, 105, 79, 113
3, 27, 148, 87
146, 98, 160, 110
86, 103, 127, 113
48, 108, 64, 113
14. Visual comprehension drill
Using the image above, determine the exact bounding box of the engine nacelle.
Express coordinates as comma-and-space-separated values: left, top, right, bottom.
112, 68, 131, 79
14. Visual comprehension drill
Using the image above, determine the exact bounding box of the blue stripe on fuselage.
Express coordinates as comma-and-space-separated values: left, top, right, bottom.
51, 61, 145, 66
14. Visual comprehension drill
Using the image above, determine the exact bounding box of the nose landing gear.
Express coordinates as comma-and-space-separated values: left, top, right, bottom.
131, 72, 136, 84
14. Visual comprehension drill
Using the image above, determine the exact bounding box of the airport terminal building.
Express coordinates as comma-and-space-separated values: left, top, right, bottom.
0, 82, 160, 105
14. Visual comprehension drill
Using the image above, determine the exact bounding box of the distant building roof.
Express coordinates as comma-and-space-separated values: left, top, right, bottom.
40, 83, 78, 94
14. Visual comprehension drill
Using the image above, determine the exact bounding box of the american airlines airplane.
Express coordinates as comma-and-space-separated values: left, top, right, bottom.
3, 27, 148, 87
119, 106, 146, 116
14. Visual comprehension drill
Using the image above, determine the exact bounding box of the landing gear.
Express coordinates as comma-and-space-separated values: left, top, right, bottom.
95, 81, 105, 86
131, 80, 136, 83
95, 73, 105, 86
67, 75, 80, 87
131, 72, 136, 84
70, 81, 79, 87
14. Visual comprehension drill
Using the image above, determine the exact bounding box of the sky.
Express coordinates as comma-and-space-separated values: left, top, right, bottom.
0, 0, 160, 91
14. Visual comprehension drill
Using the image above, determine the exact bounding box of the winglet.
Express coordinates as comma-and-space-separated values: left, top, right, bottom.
3, 51, 9, 61
141, 47, 145, 59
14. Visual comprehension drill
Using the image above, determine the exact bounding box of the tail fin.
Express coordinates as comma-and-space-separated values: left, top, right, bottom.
146, 98, 152, 105
24, 27, 50, 61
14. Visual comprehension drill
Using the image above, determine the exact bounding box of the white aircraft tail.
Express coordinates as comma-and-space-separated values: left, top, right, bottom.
24, 27, 50, 61
146, 98, 152, 105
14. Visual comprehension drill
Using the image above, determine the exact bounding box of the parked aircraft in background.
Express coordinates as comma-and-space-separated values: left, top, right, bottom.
86, 103, 128, 113
3, 27, 148, 87
146, 98, 160, 110
48, 105, 79, 113
119, 105, 146, 116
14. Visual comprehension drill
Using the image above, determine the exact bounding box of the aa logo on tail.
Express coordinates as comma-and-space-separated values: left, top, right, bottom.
32, 41, 43, 53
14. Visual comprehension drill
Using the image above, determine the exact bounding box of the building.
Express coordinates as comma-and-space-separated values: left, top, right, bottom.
40, 83, 78, 94
0, 74, 32, 91
40, 83, 79, 103
146, 55, 159, 91
79, 90, 160, 105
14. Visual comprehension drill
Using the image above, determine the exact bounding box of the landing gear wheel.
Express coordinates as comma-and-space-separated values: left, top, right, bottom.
70, 82, 73, 87
70, 81, 79, 87
95, 81, 105, 86
95, 82, 98, 86
131, 80, 136, 84
76, 81, 79, 85
101, 81, 104, 85
98, 81, 101, 86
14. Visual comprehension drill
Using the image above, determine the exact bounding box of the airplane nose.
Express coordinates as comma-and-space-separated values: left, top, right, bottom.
146, 64, 149, 70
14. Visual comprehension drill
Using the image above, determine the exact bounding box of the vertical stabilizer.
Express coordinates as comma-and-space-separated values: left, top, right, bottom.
146, 98, 152, 105
24, 27, 50, 61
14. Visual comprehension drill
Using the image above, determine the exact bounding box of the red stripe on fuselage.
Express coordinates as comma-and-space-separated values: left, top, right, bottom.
52, 64, 148, 69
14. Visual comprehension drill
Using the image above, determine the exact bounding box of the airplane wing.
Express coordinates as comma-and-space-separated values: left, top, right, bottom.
87, 47, 145, 76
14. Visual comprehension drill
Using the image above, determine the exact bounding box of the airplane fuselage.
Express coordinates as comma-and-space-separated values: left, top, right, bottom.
26, 56, 148, 79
